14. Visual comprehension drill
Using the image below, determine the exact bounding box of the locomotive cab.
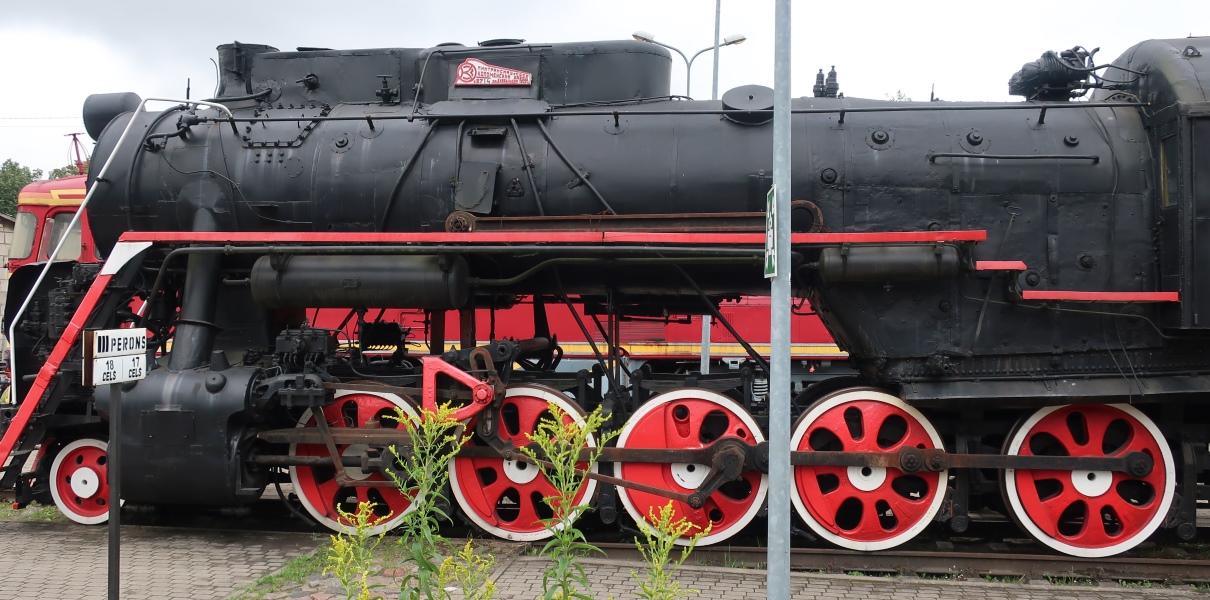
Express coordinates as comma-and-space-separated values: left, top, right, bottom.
1099, 41, 1210, 329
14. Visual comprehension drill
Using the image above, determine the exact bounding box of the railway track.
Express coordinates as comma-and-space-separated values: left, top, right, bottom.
593, 542, 1210, 584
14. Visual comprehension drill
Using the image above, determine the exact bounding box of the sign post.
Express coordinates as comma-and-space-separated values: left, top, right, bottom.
84, 328, 149, 600
764, 185, 778, 279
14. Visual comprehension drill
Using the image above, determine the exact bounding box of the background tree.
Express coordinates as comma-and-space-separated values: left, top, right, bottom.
48, 163, 86, 180
0, 160, 44, 216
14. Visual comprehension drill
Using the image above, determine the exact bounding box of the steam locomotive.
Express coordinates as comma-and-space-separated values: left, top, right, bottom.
2, 35, 1207, 558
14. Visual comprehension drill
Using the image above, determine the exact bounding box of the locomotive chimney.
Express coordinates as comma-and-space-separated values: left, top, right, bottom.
214, 42, 278, 97
813, 69, 826, 97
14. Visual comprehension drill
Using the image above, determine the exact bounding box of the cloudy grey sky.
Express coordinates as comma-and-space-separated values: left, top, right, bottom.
0, 0, 1204, 173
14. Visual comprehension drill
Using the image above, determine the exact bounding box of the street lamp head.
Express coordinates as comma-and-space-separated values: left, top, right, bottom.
722, 34, 747, 46
632, 31, 656, 43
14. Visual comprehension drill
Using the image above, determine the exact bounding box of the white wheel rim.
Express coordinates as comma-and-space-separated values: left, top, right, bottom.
614, 388, 769, 547
288, 390, 418, 535
49, 438, 123, 525
789, 389, 948, 551
1002, 403, 1175, 558
448, 384, 598, 542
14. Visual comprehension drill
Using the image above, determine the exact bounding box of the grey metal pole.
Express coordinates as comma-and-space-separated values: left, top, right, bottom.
767, 0, 793, 597
701, 0, 722, 376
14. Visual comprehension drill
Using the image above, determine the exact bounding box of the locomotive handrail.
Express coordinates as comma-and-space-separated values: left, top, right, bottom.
7, 98, 234, 407
196, 100, 1147, 127
928, 152, 1101, 163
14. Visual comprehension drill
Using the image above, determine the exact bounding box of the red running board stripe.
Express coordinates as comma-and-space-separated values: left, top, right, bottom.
975, 260, 1028, 271
1021, 290, 1180, 302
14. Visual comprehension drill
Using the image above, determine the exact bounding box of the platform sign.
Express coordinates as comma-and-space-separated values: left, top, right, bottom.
764, 185, 778, 278
83, 329, 149, 386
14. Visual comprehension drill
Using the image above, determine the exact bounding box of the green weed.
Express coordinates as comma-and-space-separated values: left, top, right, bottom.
519, 403, 617, 600
631, 502, 709, 600
0, 503, 66, 523
231, 548, 325, 599
1118, 579, 1165, 589
438, 540, 498, 600
324, 501, 389, 600
1045, 573, 1095, 586
916, 572, 956, 581
981, 574, 1024, 584
387, 402, 466, 600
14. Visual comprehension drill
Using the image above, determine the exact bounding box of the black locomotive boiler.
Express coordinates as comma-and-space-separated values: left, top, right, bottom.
2, 35, 1209, 558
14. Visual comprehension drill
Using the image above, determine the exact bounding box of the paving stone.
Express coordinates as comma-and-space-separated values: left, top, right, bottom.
3, 519, 1208, 600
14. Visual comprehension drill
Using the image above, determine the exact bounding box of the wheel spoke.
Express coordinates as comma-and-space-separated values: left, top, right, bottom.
882, 477, 931, 524
1105, 492, 1151, 533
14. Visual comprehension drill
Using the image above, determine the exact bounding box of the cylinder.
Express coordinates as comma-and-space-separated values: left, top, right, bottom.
818, 245, 960, 283
250, 255, 470, 309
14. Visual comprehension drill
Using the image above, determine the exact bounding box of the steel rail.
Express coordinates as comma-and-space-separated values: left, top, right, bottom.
591, 543, 1210, 583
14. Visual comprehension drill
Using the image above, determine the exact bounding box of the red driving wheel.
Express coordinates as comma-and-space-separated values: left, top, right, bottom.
614, 388, 767, 546
790, 388, 947, 551
289, 390, 418, 534
1002, 403, 1174, 557
449, 384, 598, 541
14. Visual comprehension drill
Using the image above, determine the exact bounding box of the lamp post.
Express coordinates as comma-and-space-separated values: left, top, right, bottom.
633, 24, 745, 377
631, 31, 746, 98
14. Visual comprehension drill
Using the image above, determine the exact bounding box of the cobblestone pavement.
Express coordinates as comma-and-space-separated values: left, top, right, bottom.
3, 519, 1209, 599
291, 553, 1210, 600
0, 521, 319, 600
483, 557, 1210, 600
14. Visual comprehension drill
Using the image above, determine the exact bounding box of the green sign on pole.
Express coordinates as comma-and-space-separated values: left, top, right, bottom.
764, 185, 777, 278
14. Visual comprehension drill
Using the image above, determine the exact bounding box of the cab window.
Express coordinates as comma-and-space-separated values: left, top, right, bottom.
10, 211, 37, 261
38, 213, 81, 261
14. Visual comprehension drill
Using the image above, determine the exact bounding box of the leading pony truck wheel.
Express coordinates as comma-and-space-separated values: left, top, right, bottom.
50, 438, 121, 525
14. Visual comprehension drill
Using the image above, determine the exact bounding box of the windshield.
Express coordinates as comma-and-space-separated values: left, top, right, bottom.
10, 212, 37, 261
38, 213, 81, 261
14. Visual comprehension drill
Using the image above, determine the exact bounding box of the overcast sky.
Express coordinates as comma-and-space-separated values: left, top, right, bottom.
0, 0, 1204, 173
